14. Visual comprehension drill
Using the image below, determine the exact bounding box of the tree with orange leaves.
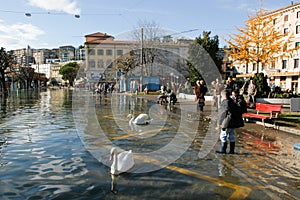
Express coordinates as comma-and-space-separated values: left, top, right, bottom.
226, 8, 298, 73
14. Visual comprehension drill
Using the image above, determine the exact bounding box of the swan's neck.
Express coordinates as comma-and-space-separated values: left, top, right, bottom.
129, 115, 135, 124
129, 117, 134, 124
111, 152, 119, 174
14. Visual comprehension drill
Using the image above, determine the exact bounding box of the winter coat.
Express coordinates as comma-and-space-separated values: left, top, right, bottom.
194, 84, 207, 99
219, 98, 244, 129
233, 95, 247, 113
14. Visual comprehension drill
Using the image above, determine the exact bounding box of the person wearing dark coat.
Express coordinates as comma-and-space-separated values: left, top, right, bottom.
194, 80, 207, 112
216, 90, 244, 154
231, 90, 247, 114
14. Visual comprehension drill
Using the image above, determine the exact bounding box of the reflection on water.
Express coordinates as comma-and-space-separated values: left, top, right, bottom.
0, 89, 299, 199
0, 89, 111, 199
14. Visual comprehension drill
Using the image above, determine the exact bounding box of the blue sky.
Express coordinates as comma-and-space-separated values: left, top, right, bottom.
0, 0, 296, 50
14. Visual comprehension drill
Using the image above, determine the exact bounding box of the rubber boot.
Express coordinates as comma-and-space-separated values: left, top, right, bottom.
229, 142, 235, 154
216, 142, 227, 154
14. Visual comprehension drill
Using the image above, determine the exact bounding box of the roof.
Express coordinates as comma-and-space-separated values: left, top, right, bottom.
85, 40, 138, 45
84, 32, 113, 38
85, 32, 117, 44
263, 2, 300, 16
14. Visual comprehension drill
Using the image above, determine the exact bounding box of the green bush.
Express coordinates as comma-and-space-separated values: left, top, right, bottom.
282, 93, 289, 98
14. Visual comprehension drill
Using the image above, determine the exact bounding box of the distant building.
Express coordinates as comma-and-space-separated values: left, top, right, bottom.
31, 64, 51, 79
59, 45, 75, 62
84, 32, 138, 84
32, 48, 59, 64
84, 32, 192, 86
75, 47, 86, 60
10, 46, 34, 66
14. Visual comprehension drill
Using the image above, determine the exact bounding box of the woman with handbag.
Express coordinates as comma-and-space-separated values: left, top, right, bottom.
216, 90, 244, 154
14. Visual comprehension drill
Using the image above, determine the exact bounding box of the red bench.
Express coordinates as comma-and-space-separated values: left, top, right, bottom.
242, 103, 282, 127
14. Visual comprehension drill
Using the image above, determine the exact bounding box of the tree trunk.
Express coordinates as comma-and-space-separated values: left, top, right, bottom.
256, 61, 260, 74
0, 70, 8, 96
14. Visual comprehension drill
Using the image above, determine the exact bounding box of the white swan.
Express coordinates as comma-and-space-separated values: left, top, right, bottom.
127, 113, 152, 125
110, 147, 134, 175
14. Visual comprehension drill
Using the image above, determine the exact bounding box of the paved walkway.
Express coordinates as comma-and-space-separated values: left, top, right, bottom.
130, 93, 300, 136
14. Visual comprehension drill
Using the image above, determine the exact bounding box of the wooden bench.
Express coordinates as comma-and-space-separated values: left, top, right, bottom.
242, 103, 282, 127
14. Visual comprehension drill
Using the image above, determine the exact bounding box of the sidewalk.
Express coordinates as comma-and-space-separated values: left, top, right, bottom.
131, 93, 300, 136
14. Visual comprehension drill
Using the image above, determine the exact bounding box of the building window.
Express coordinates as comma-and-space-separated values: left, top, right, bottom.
283, 44, 288, 51
295, 42, 300, 48
253, 63, 256, 72
294, 58, 299, 68
106, 49, 112, 56
271, 61, 275, 69
97, 59, 104, 68
297, 11, 300, 18
284, 15, 289, 22
88, 49, 95, 55
273, 18, 277, 25
106, 59, 112, 67
89, 60, 95, 68
97, 49, 104, 55
284, 28, 288, 35
117, 50, 123, 55
282, 60, 287, 69
296, 25, 300, 34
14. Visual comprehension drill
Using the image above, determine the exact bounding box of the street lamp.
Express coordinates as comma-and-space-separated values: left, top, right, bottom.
25, 12, 80, 18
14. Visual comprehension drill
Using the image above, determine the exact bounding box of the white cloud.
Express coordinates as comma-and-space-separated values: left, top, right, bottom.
218, 0, 256, 13
0, 20, 45, 50
28, 0, 81, 14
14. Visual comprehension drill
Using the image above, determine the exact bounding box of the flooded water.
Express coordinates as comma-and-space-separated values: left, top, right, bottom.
0, 89, 299, 200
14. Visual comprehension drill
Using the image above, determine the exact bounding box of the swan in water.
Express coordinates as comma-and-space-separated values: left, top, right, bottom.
110, 147, 134, 175
127, 113, 152, 125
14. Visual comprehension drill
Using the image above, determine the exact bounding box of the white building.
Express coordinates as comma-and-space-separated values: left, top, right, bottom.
31, 63, 51, 78
236, 2, 300, 94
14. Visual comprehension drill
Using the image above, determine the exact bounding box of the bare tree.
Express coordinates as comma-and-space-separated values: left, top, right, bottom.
133, 20, 163, 76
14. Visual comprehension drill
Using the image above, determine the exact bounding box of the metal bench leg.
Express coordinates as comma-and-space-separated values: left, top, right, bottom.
273, 120, 277, 129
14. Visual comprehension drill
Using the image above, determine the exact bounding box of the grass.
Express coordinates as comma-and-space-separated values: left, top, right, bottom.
277, 112, 300, 129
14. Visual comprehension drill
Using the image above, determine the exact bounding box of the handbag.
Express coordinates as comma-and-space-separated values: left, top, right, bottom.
221, 111, 232, 128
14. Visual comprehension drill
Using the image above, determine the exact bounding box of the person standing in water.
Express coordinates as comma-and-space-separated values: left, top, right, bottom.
194, 80, 207, 112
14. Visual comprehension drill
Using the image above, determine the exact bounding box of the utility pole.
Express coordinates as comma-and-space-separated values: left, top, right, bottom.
140, 28, 144, 92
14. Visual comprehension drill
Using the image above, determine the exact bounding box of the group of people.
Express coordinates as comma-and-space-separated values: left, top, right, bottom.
194, 77, 249, 154
157, 85, 177, 105
95, 82, 115, 94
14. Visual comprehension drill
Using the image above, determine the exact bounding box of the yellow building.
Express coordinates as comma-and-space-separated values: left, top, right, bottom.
84, 32, 137, 84
84, 32, 192, 87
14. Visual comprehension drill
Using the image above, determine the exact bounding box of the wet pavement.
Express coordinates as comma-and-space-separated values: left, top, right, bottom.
0, 89, 299, 199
